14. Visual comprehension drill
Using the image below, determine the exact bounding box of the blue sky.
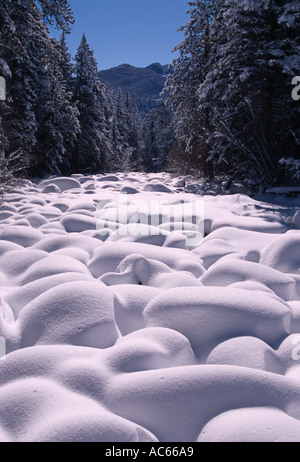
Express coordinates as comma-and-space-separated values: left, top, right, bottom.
51, 0, 189, 70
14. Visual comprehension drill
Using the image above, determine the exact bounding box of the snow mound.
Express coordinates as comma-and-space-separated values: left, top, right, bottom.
110, 327, 197, 372
0, 226, 44, 247
18, 281, 117, 349
39, 177, 81, 192
109, 285, 161, 335
143, 182, 174, 193
143, 286, 290, 359
20, 254, 91, 285
200, 257, 296, 300
198, 407, 300, 442
260, 232, 300, 274
60, 214, 96, 232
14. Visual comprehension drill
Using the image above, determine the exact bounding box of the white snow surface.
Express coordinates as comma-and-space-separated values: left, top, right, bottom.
0, 172, 300, 442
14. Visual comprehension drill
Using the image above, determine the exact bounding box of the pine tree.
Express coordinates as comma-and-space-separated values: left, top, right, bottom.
34, 36, 80, 176
197, 0, 300, 186
58, 32, 75, 89
0, 116, 8, 181
142, 99, 175, 172
165, 0, 217, 178
124, 92, 143, 170
0, 0, 75, 177
105, 86, 123, 171
168, 0, 300, 186
111, 88, 133, 171
0, 0, 46, 172
35, 0, 74, 33
73, 34, 111, 173
0, 56, 11, 166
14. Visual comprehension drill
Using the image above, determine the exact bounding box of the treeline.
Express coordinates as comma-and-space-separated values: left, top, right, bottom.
166, 0, 300, 187
0, 0, 149, 178
0, 0, 299, 188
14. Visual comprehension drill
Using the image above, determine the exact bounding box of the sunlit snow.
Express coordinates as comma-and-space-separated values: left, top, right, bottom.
0, 172, 299, 442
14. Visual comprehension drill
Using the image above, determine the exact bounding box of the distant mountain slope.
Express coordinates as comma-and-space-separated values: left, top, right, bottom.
98, 63, 173, 117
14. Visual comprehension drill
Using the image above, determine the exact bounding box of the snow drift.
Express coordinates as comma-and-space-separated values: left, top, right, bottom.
0, 172, 299, 442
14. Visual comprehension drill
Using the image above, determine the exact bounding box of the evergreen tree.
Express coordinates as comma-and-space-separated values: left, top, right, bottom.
168, 0, 300, 186
142, 99, 175, 172
58, 31, 75, 89
111, 88, 133, 171
124, 91, 143, 170
0, 0, 75, 177
0, 116, 8, 181
198, 0, 300, 186
0, 0, 46, 171
73, 34, 111, 173
165, 0, 217, 179
0, 57, 11, 168
36, 0, 74, 33
110, 117, 124, 171
34, 36, 80, 175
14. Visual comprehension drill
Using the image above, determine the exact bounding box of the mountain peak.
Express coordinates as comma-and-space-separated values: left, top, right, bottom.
117, 63, 135, 69
98, 63, 173, 117
146, 62, 164, 73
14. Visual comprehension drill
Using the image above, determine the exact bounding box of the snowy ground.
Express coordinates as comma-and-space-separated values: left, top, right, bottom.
0, 172, 300, 442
